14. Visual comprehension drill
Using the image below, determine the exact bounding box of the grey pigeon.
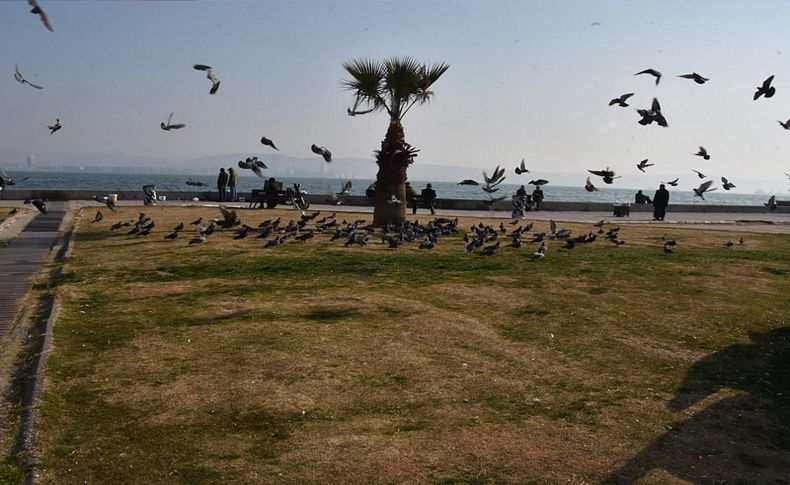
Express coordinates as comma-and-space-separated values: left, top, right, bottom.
754, 75, 775, 100
609, 93, 634, 107
311, 144, 332, 162
260, 136, 279, 150
161, 112, 185, 131
634, 68, 662, 85
678, 73, 708, 84
14, 64, 43, 90
193, 64, 220, 94
27, 0, 53, 32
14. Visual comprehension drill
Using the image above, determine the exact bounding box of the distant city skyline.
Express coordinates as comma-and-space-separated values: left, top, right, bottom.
2, 1, 790, 194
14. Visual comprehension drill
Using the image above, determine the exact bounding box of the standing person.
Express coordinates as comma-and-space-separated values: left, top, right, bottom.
217, 168, 228, 202
228, 167, 238, 202
406, 182, 418, 214
365, 182, 376, 205
652, 184, 670, 221
420, 183, 437, 215
532, 185, 544, 211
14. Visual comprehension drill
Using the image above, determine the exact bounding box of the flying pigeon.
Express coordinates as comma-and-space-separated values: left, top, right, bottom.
678, 73, 708, 84
14, 64, 43, 90
609, 93, 634, 107
692, 180, 716, 199
48, 118, 61, 134
765, 195, 777, 211
260, 136, 279, 150
193, 64, 220, 95
636, 159, 653, 172
515, 158, 529, 175
27, 0, 52, 32
721, 176, 736, 190
160, 112, 185, 131
634, 68, 662, 85
528, 179, 549, 186
692, 169, 706, 179
311, 144, 332, 162
662, 178, 679, 186
694, 146, 710, 160
238, 157, 267, 178
93, 195, 116, 213
778, 118, 790, 130
754, 75, 775, 100
588, 167, 621, 184
636, 98, 668, 127
584, 177, 599, 192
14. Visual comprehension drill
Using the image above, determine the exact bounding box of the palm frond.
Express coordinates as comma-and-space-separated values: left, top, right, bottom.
342, 58, 388, 114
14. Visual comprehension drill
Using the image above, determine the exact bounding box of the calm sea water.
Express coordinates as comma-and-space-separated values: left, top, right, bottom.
3, 170, 774, 206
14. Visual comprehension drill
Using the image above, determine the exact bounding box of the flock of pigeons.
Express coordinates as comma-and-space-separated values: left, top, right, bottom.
455, 69, 786, 209
81, 204, 752, 262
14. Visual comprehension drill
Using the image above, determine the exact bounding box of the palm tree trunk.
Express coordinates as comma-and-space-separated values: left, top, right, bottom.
372, 119, 414, 226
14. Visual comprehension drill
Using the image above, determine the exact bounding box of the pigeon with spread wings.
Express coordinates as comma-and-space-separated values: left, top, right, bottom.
754, 75, 775, 100
14, 64, 43, 90
27, 0, 53, 32
678, 73, 708, 84
160, 112, 185, 131
609, 93, 634, 107
634, 68, 662, 85
692, 180, 716, 200
193, 64, 220, 95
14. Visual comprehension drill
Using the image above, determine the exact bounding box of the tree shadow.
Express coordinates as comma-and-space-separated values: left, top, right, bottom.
604, 327, 790, 484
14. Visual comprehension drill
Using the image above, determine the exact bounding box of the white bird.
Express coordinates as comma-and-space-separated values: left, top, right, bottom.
14, 64, 43, 90
193, 64, 220, 94
160, 112, 185, 131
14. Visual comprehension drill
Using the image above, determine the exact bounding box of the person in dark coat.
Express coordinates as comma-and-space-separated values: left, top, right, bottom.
420, 183, 437, 215
652, 184, 669, 221
635, 190, 651, 204
365, 182, 376, 205
532, 186, 544, 211
217, 168, 229, 202
406, 182, 418, 214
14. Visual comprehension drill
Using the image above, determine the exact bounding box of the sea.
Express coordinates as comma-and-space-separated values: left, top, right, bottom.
1, 170, 777, 206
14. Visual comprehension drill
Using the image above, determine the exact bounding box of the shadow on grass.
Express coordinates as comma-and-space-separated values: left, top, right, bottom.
604, 327, 790, 484
304, 307, 360, 322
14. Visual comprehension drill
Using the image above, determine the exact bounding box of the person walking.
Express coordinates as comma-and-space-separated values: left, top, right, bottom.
217, 168, 229, 202
406, 182, 418, 214
228, 167, 238, 202
420, 183, 437, 215
652, 184, 670, 221
532, 185, 544, 211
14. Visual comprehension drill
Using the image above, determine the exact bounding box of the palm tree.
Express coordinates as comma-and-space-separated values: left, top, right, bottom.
343, 57, 449, 226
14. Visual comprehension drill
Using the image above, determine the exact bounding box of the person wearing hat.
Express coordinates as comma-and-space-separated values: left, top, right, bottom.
228, 167, 238, 202
420, 183, 437, 215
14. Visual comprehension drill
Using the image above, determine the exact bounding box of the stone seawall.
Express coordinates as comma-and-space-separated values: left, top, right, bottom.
2, 189, 788, 214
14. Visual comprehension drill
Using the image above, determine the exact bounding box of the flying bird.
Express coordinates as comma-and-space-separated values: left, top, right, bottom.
636, 98, 668, 127
588, 167, 621, 184
754, 75, 775, 100
721, 176, 736, 190
636, 159, 654, 173
193, 64, 220, 94
765, 195, 777, 211
584, 177, 599, 192
27, 0, 53, 32
14, 64, 43, 90
694, 146, 710, 160
160, 112, 185, 131
260, 136, 279, 150
692, 179, 716, 200
609, 93, 634, 107
692, 169, 706, 179
528, 179, 549, 186
238, 157, 267, 178
311, 144, 332, 162
634, 68, 662, 85
47, 118, 61, 134
515, 158, 529, 175
678, 73, 708, 84
778, 118, 790, 130
662, 178, 679, 187
92, 211, 103, 223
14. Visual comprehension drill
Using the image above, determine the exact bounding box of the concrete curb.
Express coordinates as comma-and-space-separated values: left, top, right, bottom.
14, 208, 77, 484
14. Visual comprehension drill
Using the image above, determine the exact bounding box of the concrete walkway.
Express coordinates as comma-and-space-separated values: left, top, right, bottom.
0, 203, 67, 338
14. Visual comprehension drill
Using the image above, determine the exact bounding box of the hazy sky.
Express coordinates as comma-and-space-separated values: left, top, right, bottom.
2, 0, 790, 190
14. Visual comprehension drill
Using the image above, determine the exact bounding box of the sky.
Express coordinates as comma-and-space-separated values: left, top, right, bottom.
2, 0, 790, 192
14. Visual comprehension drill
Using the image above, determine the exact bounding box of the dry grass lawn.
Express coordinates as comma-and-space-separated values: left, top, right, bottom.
35, 206, 790, 484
